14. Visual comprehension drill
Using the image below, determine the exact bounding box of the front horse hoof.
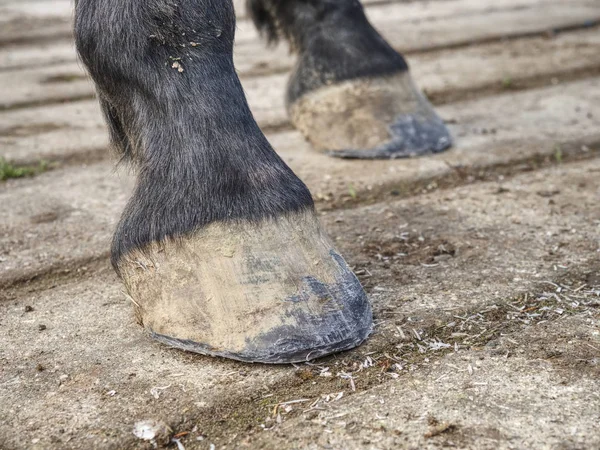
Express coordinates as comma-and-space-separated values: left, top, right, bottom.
117, 211, 372, 364
288, 71, 452, 159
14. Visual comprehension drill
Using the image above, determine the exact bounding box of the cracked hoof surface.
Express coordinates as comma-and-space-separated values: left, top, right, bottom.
289, 71, 452, 159
117, 211, 372, 364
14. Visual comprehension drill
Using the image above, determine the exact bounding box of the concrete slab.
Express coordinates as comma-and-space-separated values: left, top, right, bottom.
249, 314, 600, 449
3, 33, 600, 167
2, 0, 598, 73
3, 28, 600, 120
1, 157, 599, 449
0, 0, 565, 47
1, 78, 599, 287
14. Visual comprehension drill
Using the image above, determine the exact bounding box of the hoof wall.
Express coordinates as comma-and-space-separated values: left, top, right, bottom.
289, 71, 452, 159
328, 113, 451, 159
152, 306, 371, 364
118, 212, 372, 364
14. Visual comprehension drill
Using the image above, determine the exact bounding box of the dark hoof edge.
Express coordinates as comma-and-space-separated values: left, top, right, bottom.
151, 325, 372, 364
328, 114, 453, 160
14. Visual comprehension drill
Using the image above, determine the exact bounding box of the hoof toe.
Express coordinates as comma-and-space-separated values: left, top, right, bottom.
289, 71, 452, 159
328, 113, 451, 159
118, 211, 372, 364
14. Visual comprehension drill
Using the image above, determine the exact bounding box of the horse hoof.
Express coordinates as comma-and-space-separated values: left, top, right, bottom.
117, 211, 372, 364
288, 71, 452, 159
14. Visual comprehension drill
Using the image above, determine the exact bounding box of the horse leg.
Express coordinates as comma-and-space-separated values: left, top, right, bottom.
248, 0, 452, 159
73, 0, 372, 363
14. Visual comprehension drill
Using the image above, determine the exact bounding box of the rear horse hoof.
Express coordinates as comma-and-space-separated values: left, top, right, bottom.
249, 0, 453, 159
289, 71, 452, 159
118, 212, 372, 364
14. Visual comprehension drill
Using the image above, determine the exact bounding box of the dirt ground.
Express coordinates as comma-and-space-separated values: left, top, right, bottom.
1, 0, 600, 449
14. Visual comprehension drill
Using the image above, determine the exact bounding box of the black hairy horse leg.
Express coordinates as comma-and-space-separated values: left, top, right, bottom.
73, 0, 372, 363
248, 0, 452, 159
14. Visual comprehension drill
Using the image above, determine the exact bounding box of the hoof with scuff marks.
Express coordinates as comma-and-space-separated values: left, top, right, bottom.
117, 211, 373, 364
247, 0, 453, 159
289, 71, 452, 159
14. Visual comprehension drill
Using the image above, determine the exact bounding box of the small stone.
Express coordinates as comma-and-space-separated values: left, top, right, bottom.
25, 305, 34, 312
133, 420, 172, 445
38, 324, 47, 331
